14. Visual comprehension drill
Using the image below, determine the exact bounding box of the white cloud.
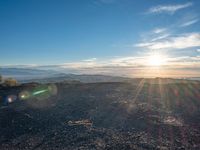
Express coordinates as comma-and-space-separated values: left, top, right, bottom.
83, 58, 97, 62
138, 27, 170, 43
180, 19, 199, 27
153, 28, 167, 34
197, 49, 200, 52
151, 34, 170, 42
136, 33, 200, 50
60, 55, 200, 69
4, 55, 200, 78
148, 2, 193, 14
56, 55, 200, 77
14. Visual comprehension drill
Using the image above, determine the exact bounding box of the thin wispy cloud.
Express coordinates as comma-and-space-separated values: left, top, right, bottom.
153, 28, 167, 34
137, 27, 171, 43
151, 34, 170, 42
150, 28, 170, 41
148, 2, 193, 14
83, 58, 97, 62
180, 19, 199, 27
136, 33, 200, 50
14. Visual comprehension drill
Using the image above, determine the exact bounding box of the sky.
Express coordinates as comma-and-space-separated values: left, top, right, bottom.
0, 0, 200, 77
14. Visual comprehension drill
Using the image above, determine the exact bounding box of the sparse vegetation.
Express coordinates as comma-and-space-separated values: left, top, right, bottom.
3, 78, 18, 87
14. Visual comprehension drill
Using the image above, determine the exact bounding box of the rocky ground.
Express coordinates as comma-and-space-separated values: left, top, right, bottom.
0, 79, 200, 149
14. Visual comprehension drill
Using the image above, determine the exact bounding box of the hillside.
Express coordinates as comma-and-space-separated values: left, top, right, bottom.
0, 79, 200, 149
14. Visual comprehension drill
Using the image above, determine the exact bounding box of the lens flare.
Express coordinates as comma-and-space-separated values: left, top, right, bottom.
19, 91, 30, 100
48, 84, 58, 96
33, 89, 48, 96
7, 95, 17, 103
4, 84, 58, 105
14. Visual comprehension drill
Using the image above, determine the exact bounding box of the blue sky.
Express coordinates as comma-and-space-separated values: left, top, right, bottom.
0, 0, 200, 77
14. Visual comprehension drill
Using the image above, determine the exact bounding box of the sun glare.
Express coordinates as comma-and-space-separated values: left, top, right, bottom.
148, 53, 166, 66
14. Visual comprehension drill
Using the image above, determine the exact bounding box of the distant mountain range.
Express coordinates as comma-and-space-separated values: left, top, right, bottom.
1, 67, 199, 83
187, 77, 200, 81
0, 68, 60, 80
22, 74, 132, 83
0, 68, 131, 83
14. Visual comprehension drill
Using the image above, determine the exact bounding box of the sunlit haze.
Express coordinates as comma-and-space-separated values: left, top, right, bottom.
147, 53, 167, 66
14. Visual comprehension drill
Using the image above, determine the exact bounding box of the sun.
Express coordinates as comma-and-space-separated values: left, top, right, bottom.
148, 53, 166, 66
